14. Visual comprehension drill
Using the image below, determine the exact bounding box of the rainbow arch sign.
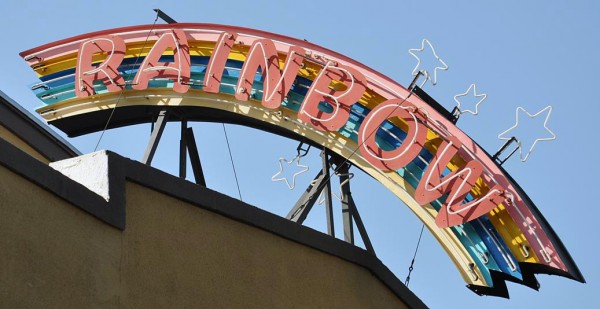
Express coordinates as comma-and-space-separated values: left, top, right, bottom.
20, 23, 584, 297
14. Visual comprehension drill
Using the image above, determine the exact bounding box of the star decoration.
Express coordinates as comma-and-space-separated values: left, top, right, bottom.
408, 38, 449, 86
498, 106, 556, 162
271, 156, 309, 190
454, 83, 488, 116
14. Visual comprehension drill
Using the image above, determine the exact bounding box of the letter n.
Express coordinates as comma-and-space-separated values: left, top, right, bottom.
235, 40, 305, 109
203, 32, 238, 93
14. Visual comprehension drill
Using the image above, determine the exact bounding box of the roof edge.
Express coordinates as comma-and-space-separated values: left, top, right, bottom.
0, 89, 80, 160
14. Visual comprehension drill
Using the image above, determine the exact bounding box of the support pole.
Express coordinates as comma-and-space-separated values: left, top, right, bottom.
348, 194, 376, 255
179, 119, 187, 179
287, 149, 335, 235
184, 127, 207, 186
339, 163, 354, 244
322, 151, 335, 237
142, 109, 168, 165
337, 161, 375, 255
286, 151, 375, 255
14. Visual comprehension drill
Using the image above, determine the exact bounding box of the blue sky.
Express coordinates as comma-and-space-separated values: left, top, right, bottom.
0, 1, 598, 307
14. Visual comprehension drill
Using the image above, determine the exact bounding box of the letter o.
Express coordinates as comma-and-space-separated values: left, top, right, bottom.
359, 99, 428, 171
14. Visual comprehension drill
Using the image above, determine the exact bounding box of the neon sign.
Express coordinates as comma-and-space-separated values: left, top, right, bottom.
20, 23, 584, 296
71, 30, 510, 229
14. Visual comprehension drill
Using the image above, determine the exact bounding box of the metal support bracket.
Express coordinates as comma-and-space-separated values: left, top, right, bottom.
179, 119, 187, 179
142, 109, 206, 186
286, 169, 326, 224
339, 163, 354, 244
286, 150, 334, 238
184, 127, 207, 186
493, 136, 519, 165
451, 106, 461, 124
407, 71, 424, 92
286, 150, 375, 254
322, 151, 335, 237
336, 161, 376, 255
142, 109, 168, 165
153, 9, 178, 24
412, 86, 458, 124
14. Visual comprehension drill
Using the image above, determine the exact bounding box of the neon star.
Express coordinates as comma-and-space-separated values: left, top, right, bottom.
498, 106, 556, 162
454, 83, 488, 116
271, 156, 309, 189
408, 38, 448, 86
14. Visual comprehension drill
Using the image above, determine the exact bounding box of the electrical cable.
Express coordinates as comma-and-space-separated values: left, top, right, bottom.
222, 123, 243, 201
405, 224, 425, 286
94, 12, 159, 151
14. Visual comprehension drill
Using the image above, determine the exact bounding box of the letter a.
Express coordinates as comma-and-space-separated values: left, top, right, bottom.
133, 30, 190, 93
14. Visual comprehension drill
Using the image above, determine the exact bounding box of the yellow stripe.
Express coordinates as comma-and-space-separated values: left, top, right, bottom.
488, 204, 539, 263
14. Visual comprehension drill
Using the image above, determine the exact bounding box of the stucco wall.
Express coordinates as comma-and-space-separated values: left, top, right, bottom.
122, 182, 407, 308
0, 165, 121, 307
0, 163, 410, 308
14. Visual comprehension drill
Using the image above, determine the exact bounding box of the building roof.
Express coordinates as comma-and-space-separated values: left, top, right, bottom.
0, 89, 80, 161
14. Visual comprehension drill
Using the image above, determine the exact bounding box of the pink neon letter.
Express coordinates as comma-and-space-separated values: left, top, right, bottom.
203, 32, 238, 94
235, 40, 305, 109
75, 35, 126, 98
414, 136, 505, 228
358, 99, 428, 171
298, 63, 366, 131
133, 30, 190, 93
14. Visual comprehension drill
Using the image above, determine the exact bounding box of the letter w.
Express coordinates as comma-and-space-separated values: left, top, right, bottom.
415, 136, 505, 228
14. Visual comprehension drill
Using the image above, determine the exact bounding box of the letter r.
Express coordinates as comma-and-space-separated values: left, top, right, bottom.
75, 35, 126, 98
